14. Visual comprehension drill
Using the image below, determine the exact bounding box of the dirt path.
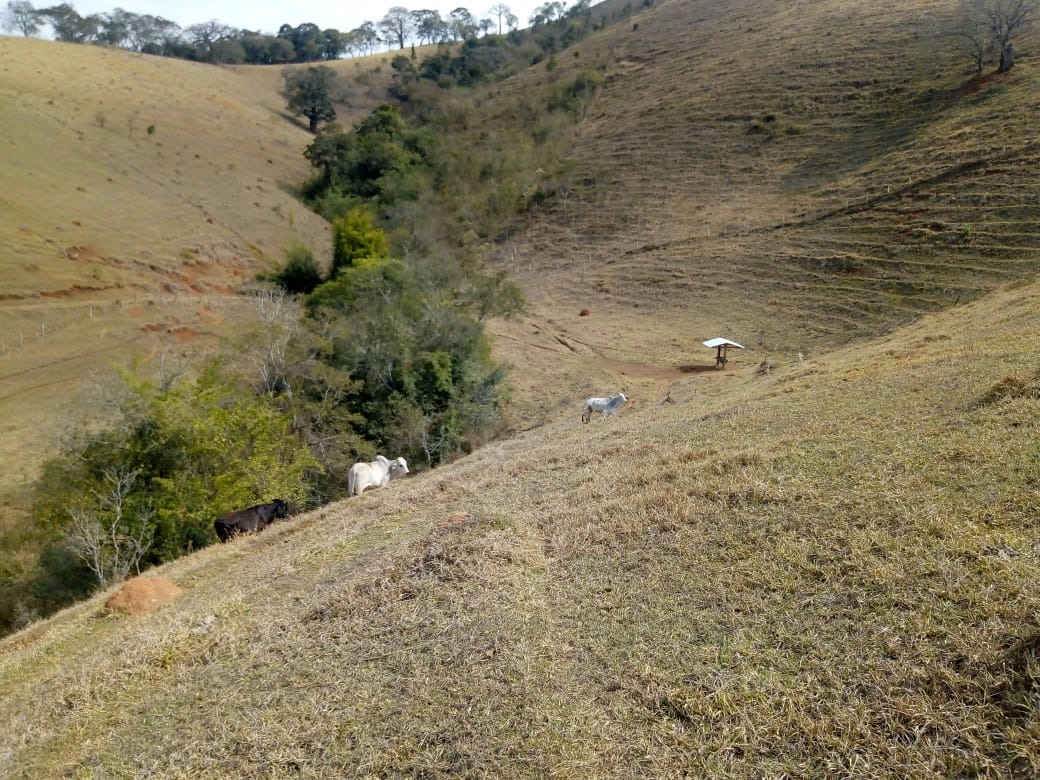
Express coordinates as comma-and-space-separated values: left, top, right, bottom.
591, 356, 720, 379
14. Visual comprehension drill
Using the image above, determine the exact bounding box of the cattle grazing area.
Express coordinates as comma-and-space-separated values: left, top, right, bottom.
581, 392, 628, 423
2, 281, 1039, 776
3, 0, 1040, 774
214, 500, 290, 543
348, 456, 410, 496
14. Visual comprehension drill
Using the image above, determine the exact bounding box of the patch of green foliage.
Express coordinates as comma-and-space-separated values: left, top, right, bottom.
304, 105, 428, 204
9, 0, 610, 636
29, 362, 317, 599
419, 36, 518, 88
261, 205, 520, 485
331, 207, 391, 274
262, 241, 324, 295
284, 66, 337, 133
304, 251, 511, 465
548, 69, 604, 115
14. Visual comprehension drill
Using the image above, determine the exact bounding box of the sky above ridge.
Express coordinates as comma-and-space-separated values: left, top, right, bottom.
66, 1, 548, 37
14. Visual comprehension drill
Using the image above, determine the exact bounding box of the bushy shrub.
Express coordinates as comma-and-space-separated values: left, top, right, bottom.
331, 207, 391, 274
549, 68, 604, 114
266, 241, 324, 294
305, 251, 509, 466
32, 363, 317, 582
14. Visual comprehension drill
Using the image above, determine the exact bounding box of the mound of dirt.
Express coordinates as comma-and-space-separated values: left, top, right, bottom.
104, 576, 183, 616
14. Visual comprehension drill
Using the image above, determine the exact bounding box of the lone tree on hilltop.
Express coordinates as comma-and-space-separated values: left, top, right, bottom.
285, 65, 337, 133
379, 6, 414, 49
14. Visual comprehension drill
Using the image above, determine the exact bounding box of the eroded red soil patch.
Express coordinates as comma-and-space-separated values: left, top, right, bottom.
63, 245, 98, 261
39, 284, 120, 299
104, 576, 183, 617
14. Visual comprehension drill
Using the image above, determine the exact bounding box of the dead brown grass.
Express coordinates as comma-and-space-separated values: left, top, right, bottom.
486, 0, 1040, 426
1, 274, 1038, 776
2, 0, 1040, 774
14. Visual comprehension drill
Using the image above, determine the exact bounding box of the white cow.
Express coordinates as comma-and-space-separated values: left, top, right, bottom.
348, 455, 409, 496
581, 392, 627, 423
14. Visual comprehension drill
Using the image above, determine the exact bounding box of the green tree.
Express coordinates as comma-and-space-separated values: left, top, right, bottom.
209, 37, 246, 64
285, 65, 337, 133
183, 19, 233, 55
278, 22, 324, 62
390, 53, 419, 99
321, 28, 344, 60
38, 3, 99, 42
412, 9, 447, 44
305, 250, 509, 466
33, 361, 317, 581
379, 6, 414, 49
461, 268, 525, 322
240, 31, 295, 63
227, 292, 367, 501
265, 241, 324, 295
448, 7, 478, 40
304, 104, 425, 204
331, 206, 391, 274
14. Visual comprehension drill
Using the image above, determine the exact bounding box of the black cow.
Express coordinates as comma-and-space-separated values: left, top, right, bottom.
214, 499, 289, 543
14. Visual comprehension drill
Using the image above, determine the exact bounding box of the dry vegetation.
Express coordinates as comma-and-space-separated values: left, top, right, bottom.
2, 0, 1040, 774
1, 278, 1038, 777
485, 0, 1040, 421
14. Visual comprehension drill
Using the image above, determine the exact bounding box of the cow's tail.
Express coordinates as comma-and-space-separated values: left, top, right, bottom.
347, 467, 357, 496
581, 402, 592, 424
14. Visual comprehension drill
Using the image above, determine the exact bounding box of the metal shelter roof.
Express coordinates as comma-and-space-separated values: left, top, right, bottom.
702, 338, 745, 349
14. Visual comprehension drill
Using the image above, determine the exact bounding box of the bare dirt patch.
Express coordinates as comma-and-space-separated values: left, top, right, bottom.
62, 245, 98, 261
103, 576, 183, 617
170, 326, 200, 343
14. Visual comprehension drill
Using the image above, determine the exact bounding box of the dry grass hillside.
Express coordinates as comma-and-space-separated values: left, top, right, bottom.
0, 38, 397, 518
484, 0, 1040, 421
1, 272, 1037, 777
2, 0, 1040, 772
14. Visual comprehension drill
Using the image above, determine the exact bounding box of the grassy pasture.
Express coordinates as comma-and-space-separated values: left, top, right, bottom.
1, 0, 1040, 771
485, 0, 1040, 423
0, 275, 1037, 776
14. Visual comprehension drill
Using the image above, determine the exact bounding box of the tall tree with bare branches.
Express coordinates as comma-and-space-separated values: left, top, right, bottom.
488, 2, 517, 34
66, 467, 154, 587
1, 0, 41, 36
379, 6, 414, 49
955, 0, 1037, 73
989, 0, 1036, 71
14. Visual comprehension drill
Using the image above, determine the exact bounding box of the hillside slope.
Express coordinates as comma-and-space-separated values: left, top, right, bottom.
1, 0, 1040, 771
0, 38, 396, 514
486, 0, 1040, 422
1, 272, 1038, 776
